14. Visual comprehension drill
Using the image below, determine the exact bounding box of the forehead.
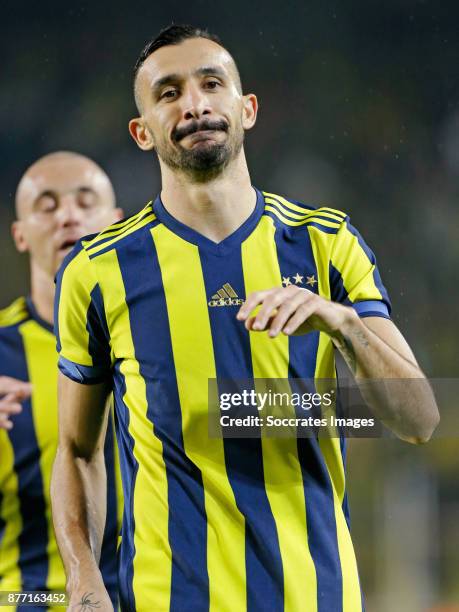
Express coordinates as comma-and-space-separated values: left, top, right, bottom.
139, 38, 236, 87
22, 158, 105, 200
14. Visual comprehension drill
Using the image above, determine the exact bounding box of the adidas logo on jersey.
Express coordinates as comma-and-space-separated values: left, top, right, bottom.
208, 283, 244, 307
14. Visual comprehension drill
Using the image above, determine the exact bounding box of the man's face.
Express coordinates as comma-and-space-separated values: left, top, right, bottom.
132, 38, 255, 180
13, 154, 122, 277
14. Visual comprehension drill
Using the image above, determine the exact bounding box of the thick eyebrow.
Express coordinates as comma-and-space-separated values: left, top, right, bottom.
151, 66, 227, 95
152, 73, 182, 94
195, 66, 226, 79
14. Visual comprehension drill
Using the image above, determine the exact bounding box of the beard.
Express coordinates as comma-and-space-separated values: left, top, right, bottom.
153, 118, 244, 183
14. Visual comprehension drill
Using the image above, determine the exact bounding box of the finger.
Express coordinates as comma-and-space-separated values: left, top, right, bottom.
282, 301, 318, 335
0, 419, 13, 430
245, 315, 276, 332
267, 292, 311, 337
236, 289, 274, 321
0, 398, 23, 415
0, 410, 15, 428
9, 383, 32, 400
0, 378, 32, 398
251, 291, 287, 331
1, 392, 26, 405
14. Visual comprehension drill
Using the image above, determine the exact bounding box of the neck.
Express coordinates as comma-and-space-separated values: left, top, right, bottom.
30, 261, 55, 326
159, 149, 256, 242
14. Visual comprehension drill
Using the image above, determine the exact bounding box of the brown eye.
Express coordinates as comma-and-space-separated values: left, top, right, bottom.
161, 89, 178, 100
36, 194, 57, 213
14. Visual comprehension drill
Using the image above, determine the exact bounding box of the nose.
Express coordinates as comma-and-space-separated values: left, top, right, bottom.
181, 82, 212, 121
55, 195, 83, 228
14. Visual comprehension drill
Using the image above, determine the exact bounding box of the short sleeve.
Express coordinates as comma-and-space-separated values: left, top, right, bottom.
54, 241, 112, 384
329, 217, 391, 319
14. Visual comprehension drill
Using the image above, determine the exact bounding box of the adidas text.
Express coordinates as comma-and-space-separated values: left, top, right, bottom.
208, 297, 245, 307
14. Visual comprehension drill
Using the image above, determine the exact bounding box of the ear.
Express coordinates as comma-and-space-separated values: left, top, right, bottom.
241, 93, 258, 131
112, 207, 125, 222
128, 117, 156, 151
11, 220, 29, 253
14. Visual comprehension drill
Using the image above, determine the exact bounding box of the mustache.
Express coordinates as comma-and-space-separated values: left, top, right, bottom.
172, 119, 229, 142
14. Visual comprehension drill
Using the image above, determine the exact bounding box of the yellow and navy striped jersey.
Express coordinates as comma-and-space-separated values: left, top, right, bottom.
55, 189, 391, 612
0, 297, 122, 610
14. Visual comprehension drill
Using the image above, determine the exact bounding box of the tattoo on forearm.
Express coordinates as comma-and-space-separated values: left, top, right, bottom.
78, 592, 101, 611
352, 327, 370, 348
336, 328, 370, 375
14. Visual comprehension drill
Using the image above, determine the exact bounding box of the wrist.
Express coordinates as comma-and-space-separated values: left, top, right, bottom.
67, 561, 102, 595
331, 306, 361, 346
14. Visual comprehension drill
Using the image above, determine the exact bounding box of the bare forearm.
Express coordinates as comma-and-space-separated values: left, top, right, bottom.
333, 313, 439, 443
51, 447, 107, 591
236, 285, 439, 443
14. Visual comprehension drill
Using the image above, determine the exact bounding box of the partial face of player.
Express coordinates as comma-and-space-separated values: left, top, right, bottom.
130, 37, 258, 181
12, 153, 123, 277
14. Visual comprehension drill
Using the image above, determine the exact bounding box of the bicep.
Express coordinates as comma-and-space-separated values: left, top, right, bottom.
362, 316, 419, 368
58, 372, 111, 460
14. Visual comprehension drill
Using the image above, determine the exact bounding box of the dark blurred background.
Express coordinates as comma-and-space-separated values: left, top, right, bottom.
1, 1, 458, 609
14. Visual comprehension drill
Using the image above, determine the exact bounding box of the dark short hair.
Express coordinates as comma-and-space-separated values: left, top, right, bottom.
134, 24, 222, 85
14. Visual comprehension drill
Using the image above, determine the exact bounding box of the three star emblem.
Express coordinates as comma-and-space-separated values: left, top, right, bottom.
293, 273, 303, 284
282, 273, 317, 288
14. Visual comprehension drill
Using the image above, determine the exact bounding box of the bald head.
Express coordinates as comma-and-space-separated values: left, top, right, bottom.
15, 151, 115, 219
12, 150, 122, 278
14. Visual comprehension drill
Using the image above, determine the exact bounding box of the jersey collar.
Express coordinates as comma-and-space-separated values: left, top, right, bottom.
153, 186, 265, 256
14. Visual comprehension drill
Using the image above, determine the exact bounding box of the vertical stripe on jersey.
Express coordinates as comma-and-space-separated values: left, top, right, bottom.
339, 436, 351, 527
0, 431, 22, 591
309, 227, 362, 612
0, 327, 49, 593
153, 224, 247, 612
112, 360, 137, 612
86, 285, 112, 371
330, 222, 388, 308
99, 413, 119, 604
199, 247, 284, 611
85, 287, 119, 604
271, 219, 343, 612
329, 263, 352, 306
110, 409, 124, 533
116, 228, 209, 612
19, 322, 62, 593
94, 247, 171, 612
55, 244, 94, 363
344, 222, 389, 305
241, 215, 318, 612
